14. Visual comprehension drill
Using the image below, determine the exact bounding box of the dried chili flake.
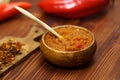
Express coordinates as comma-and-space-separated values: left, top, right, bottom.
0, 39, 24, 69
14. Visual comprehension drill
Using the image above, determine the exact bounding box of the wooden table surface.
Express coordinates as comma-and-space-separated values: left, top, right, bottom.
0, 0, 120, 80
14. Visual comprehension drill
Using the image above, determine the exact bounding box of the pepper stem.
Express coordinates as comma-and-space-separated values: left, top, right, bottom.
111, 0, 115, 4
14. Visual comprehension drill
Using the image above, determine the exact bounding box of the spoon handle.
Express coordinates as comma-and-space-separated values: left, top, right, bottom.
14, 6, 63, 39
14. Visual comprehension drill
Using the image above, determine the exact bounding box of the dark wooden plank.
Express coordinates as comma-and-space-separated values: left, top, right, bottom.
0, 0, 120, 80
0, 26, 44, 77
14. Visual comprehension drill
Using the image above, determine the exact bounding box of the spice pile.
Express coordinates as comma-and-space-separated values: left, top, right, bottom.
0, 39, 24, 70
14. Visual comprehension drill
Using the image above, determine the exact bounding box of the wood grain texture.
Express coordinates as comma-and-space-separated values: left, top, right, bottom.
0, 0, 120, 80
0, 26, 44, 77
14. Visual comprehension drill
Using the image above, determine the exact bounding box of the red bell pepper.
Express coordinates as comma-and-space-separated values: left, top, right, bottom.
0, 2, 32, 21
38, 0, 113, 18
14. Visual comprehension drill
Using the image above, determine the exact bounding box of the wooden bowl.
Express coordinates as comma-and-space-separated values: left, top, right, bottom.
40, 25, 96, 67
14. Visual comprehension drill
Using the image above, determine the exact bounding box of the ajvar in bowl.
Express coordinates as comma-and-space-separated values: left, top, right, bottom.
40, 25, 96, 67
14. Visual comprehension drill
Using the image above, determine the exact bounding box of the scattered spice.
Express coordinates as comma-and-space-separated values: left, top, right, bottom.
0, 39, 24, 70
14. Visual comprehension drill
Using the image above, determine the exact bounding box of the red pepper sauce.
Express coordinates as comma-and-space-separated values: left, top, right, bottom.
45, 26, 93, 51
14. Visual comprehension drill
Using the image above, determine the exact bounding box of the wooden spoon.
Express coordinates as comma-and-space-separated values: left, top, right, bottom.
14, 6, 64, 39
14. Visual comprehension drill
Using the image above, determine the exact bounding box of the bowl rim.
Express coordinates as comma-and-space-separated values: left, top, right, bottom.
41, 25, 96, 53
